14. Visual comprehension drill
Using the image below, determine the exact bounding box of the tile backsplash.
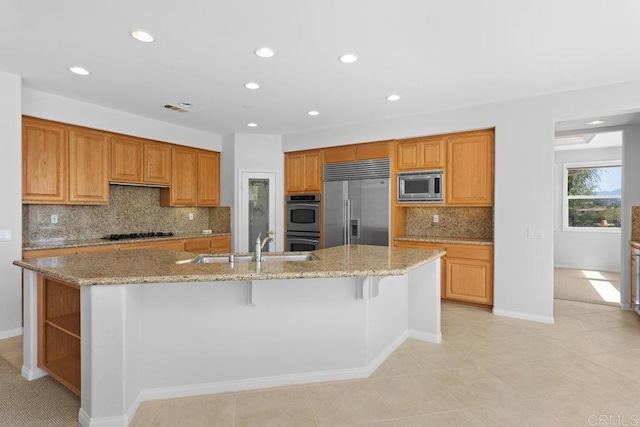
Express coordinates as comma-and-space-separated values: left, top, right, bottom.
405, 206, 493, 240
633, 206, 640, 241
23, 185, 230, 242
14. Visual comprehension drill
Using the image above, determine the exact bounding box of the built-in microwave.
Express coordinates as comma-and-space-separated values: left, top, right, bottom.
397, 170, 443, 203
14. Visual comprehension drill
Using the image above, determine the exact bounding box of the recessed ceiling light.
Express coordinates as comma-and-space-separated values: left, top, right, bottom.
339, 53, 358, 64
178, 102, 192, 109
587, 120, 605, 125
244, 82, 260, 90
307, 110, 319, 116
69, 67, 90, 76
130, 30, 155, 43
254, 47, 274, 58
386, 94, 400, 101
247, 122, 258, 127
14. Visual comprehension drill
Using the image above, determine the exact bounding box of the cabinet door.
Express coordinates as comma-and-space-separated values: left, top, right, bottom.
68, 127, 109, 205
445, 258, 492, 305
184, 238, 211, 254
632, 252, 637, 305
396, 141, 422, 170
143, 141, 171, 185
210, 235, 231, 253
356, 141, 390, 160
110, 136, 143, 183
285, 153, 304, 193
303, 151, 322, 192
197, 150, 220, 206
421, 138, 444, 168
22, 118, 68, 203
324, 146, 356, 164
445, 132, 494, 205
163, 147, 197, 206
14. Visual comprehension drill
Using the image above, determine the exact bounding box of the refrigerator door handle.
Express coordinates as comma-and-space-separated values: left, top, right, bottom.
344, 199, 352, 245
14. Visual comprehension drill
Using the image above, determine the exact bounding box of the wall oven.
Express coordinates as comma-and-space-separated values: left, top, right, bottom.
286, 194, 321, 233
286, 194, 321, 251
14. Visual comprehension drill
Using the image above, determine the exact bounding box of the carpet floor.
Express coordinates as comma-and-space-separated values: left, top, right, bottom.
554, 267, 621, 307
0, 356, 80, 426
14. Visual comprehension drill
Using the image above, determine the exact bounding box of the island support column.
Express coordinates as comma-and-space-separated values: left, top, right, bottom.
407, 260, 442, 343
79, 284, 141, 427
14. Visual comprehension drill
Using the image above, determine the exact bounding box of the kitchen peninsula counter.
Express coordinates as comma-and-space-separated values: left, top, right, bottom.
16, 244, 443, 427
395, 235, 493, 246
15, 244, 444, 286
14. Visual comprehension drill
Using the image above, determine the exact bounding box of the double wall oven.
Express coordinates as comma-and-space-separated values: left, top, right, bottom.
286, 194, 321, 251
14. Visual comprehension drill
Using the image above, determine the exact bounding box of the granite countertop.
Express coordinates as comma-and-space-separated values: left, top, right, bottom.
14, 244, 445, 286
22, 232, 231, 251
395, 236, 493, 246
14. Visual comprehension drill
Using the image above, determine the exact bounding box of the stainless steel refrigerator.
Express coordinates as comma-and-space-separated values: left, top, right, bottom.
323, 159, 390, 248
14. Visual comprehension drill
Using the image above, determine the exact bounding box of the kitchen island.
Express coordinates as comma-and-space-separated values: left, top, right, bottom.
15, 244, 444, 427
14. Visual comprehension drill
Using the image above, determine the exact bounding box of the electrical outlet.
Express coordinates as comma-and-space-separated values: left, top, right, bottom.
527, 228, 545, 239
188, 213, 194, 220
433, 215, 439, 223
51, 214, 58, 224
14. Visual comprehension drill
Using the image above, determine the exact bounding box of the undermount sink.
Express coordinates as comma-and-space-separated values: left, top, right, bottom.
181, 253, 319, 264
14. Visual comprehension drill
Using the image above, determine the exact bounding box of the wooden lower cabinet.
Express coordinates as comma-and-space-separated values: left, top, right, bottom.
210, 235, 231, 253
184, 235, 231, 254
38, 275, 81, 395
395, 241, 493, 306
118, 240, 185, 251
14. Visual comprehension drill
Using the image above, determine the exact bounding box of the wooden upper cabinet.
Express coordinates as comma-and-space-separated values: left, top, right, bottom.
445, 131, 494, 206
143, 141, 171, 185
68, 127, 109, 205
110, 135, 143, 183
324, 141, 391, 164
160, 147, 220, 206
197, 150, 220, 206
285, 150, 321, 194
22, 117, 68, 204
396, 136, 444, 170
161, 146, 197, 206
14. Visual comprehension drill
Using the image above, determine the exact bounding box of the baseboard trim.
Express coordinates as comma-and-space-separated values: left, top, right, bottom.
78, 408, 130, 427
408, 329, 442, 343
139, 331, 408, 403
554, 264, 620, 273
493, 308, 554, 324
21, 365, 48, 381
0, 327, 22, 340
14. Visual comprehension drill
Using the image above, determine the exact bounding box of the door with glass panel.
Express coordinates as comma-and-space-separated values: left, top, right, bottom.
240, 171, 276, 252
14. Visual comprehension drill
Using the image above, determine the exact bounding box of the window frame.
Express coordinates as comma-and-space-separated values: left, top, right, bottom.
562, 160, 622, 233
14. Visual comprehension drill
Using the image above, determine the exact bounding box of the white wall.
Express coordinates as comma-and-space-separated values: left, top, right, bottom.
621, 125, 640, 308
284, 79, 640, 322
22, 89, 222, 151
0, 71, 23, 338
553, 145, 622, 272
225, 134, 285, 252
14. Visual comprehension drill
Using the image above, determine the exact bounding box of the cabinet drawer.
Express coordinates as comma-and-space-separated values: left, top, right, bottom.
184, 238, 211, 253
445, 244, 492, 261
210, 236, 231, 253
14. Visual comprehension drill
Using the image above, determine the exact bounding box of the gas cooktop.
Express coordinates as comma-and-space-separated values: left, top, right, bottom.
103, 232, 174, 241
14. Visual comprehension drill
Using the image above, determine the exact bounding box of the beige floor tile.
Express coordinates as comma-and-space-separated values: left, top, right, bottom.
537, 331, 615, 356
485, 360, 583, 398
547, 315, 604, 333
539, 357, 636, 391
389, 409, 486, 426
404, 345, 478, 372
235, 386, 316, 427
425, 368, 526, 407
306, 379, 394, 426
130, 401, 161, 427
581, 348, 640, 381
462, 335, 573, 367
470, 400, 569, 426
576, 327, 640, 350
371, 349, 424, 378
150, 394, 236, 427
371, 374, 464, 417
569, 312, 637, 329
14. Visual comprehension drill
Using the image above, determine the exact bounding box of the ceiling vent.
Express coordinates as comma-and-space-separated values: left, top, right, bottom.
164, 103, 191, 113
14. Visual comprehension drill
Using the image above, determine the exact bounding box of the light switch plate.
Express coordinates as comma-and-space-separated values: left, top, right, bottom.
527, 228, 545, 239
0, 230, 11, 241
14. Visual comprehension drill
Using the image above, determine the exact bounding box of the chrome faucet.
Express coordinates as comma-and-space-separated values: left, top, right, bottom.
254, 231, 274, 262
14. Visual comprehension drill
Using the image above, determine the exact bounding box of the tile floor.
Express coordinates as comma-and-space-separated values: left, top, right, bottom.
1, 300, 639, 426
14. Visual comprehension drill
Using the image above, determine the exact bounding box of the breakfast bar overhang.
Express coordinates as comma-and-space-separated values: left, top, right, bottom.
15, 244, 444, 427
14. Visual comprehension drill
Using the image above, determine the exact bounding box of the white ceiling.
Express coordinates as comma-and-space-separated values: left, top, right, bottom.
2, 1, 640, 136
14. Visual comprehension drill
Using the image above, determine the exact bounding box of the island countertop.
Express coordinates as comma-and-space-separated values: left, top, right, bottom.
13, 244, 445, 286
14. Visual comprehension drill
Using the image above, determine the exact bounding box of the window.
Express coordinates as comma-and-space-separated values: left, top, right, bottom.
563, 161, 621, 231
